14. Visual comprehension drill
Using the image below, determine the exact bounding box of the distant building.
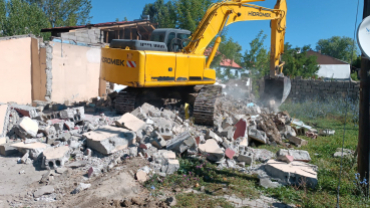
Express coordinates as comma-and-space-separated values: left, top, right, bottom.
41, 20, 157, 46
204, 48, 246, 78
307, 50, 350, 79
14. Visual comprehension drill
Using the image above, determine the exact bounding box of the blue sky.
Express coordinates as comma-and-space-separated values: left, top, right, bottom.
90, 0, 363, 53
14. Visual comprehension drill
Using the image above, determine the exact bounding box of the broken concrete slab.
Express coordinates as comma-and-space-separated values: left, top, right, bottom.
259, 178, 280, 189
248, 128, 267, 144
333, 148, 354, 158
71, 183, 91, 194
225, 148, 235, 159
265, 159, 318, 188
166, 131, 196, 154
162, 159, 180, 174
12, 104, 39, 118
199, 139, 225, 162
11, 142, 48, 156
56, 168, 68, 174
0, 143, 19, 156
66, 161, 88, 168
288, 136, 308, 146
207, 130, 223, 143
17, 117, 39, 138
41, 146, 70, 170
115, 113, 145, 132
34, 185, 55, 198
277, 149, 311, 162
277, 155, 294, 163
84, 126, 136, 155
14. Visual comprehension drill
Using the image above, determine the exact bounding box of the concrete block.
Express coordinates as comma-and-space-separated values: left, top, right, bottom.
237, 151, 254, 165
161, 109, 176, 120
265, 159, 317, 188
222, 117, 234, 129
0, 143, 19, 156
152, 117, 173, 140
259, 178, 280, 189
42, 146, 70, 170
250, 148, 274, 162
12, 104, 38, 118
84, 126, 136, 155
219, 126, 235, 140
233, 119, 248, 140
64, 121, 75, 130
34, 185, 54, 198
206, 130, 223, 143
288, 136, 308, 146
276, 149, 311, 162
166, 131, 196, 153
199, 139, 225, 162
18, 117, 38, 137
248, 128, 267, 144
162, 159, 180, 174
115, 113, 145, 132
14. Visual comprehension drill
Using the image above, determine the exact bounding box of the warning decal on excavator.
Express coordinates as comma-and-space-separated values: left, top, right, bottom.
127, 61, 136, 68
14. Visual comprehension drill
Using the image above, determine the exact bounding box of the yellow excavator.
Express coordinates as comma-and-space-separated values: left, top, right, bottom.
100, 0, 291, 125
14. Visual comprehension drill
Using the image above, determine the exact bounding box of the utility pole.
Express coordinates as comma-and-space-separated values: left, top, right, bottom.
357, 0, 370, 190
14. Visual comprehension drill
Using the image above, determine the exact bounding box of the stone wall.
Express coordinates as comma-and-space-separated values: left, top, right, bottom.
288, 77, 360, 101
59, 28, 104, 44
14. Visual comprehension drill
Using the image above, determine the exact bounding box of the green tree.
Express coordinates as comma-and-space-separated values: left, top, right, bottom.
26, 0, 92, 27
243, 30, 269, 79
142, 0, 176, 28
283, 44, 319, 78
316, 36, 358, 63
175, 0, 212, 32
0, 0, 49, 38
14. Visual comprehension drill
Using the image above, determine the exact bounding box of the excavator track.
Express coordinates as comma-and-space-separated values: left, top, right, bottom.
114, 85, 222, 126
193, 85, 222, 126
114, 88, 138, 114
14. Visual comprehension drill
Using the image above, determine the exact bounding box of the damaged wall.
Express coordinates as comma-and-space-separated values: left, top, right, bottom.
0, 36, 35, 104
48, 41, 106, 103
288, 77, 359, 101
0, 35, 106, 105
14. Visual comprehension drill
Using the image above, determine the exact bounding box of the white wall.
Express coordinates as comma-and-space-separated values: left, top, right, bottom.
316, 64, 350, 79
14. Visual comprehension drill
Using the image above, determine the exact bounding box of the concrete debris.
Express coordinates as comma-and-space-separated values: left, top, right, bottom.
66, 161, 88, 168
199, 139, 225, 162
11, 142, 48, 159
71, 183, 91, 194
136, 170, 148, 182
34, 186, 55, 198
166, 131, 196, 154
333, 148, 354, 158
320, 129, 335, 136
233, 119, 248, 141
259, 178, 281, 189
287, 136, 308, 147
206, 130, 223, 143
0, 137, 6, 145
41, 146, 70, 170
87, 167, 100, 178
306, 131, 318, 139
16, 117, 39, 138
115, 113, 145, 132
265, 159, 318, 188
0, 104, 10, 138
0, 143, 18, 156
12, 104, 39, 119
56, 167, 68, 174
248, 128, 267, 144
257, 114, 282, 144
277, 149, 311, 162
84, 126, 135, 155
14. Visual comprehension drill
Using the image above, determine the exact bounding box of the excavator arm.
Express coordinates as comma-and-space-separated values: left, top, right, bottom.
184, 0, 287, 77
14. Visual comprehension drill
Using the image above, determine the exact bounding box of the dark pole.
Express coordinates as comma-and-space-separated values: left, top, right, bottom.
357, 0, 370, 190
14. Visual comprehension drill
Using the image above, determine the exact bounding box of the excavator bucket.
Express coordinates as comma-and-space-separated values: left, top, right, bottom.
263, 76, 292, 105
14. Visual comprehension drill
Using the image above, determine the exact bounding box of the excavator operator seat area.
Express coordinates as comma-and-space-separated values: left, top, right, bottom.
150, 28, 191, 52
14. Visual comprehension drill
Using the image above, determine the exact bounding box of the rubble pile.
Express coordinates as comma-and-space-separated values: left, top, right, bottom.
0, 95, 325, 203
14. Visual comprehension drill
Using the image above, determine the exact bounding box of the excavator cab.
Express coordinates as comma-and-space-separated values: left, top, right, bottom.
110, 29, 191, 52
150, 29, 191, 52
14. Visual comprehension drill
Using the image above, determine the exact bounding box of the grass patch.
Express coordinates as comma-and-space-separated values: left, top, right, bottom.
174, 193, 234, 208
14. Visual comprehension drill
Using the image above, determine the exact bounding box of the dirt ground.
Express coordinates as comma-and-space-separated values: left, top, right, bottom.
0, 156, 168, 208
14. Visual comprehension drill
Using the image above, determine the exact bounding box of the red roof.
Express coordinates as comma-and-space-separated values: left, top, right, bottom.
41, 20, 149, 32
205, 47, 242, 69
220, 59, 242, 69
